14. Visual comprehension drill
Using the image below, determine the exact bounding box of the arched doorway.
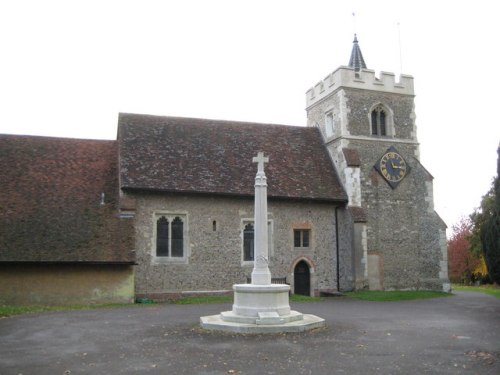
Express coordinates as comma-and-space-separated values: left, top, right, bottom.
294, 260, 310, 296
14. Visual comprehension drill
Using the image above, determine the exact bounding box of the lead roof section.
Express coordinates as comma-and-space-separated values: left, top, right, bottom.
118, 113, 348, 203
0, 135, 135, 263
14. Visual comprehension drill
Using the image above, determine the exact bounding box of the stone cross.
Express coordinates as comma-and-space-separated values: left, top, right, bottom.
251, 152, 271, 285
252, 152, 269, 174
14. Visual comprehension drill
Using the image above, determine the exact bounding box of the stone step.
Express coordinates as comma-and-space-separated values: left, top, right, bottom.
256, 312, 284, 325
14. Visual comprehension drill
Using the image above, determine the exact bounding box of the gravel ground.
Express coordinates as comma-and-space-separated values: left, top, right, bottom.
1, 291, 499, 375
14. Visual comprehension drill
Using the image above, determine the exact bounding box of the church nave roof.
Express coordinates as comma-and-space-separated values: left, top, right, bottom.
118, 113, 348, 203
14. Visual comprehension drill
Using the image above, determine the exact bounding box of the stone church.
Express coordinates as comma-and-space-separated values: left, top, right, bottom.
0, 36, 449, 305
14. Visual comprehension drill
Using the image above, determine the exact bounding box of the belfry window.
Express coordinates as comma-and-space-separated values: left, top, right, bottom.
155, 215, 186, 258
371, 106, 387, 136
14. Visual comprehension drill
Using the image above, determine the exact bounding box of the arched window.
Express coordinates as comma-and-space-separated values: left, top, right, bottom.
243, 223, 254, 261
171, 217, 184, 257
371, 105, 389, 136
156, 216, 169, 257
155, 214, 186, 259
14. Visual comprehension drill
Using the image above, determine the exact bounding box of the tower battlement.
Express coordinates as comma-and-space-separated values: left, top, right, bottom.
306, 66, 414, 108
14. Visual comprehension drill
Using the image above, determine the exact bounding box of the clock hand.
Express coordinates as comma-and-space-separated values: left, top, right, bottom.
391, 162, 403, 169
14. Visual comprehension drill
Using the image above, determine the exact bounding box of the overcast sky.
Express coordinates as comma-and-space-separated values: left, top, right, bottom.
1, 0, 499, 233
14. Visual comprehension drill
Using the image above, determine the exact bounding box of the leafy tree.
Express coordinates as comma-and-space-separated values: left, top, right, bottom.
469, 185, 495, 258
447, 218, 481, 284
481, 144, 500, 284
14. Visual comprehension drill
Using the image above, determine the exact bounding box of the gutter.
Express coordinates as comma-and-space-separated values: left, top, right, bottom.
335, 206, 340, 292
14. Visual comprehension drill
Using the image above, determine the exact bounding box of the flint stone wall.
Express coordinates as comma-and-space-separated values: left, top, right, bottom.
130, 193, 344, 297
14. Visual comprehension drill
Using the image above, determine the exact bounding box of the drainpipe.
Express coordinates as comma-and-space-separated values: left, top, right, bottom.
335, 206, 340, 292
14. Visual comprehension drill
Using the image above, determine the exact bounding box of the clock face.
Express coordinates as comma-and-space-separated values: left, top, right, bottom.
380, 152, 407, 182
375, 147, 410, 189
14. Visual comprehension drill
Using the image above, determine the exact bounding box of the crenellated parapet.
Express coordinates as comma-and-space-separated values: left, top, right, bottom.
306, 66, 414, 108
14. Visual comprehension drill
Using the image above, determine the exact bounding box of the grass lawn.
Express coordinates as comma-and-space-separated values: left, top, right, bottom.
172, 294, 322, 305
172, 295, 233, 304
173, 291, 452, 304
0, 305, 62, 318
452, 284, 500, 298
344, 290, 452, 302
1, 290, 462, 318
0, 303, 139, 319
0, 294, 322, 317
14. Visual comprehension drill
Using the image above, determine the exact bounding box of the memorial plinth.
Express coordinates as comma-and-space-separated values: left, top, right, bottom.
200, 152, 325, 333
231, 284, 291, 317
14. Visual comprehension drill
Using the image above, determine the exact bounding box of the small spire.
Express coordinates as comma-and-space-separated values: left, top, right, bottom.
348, 34, 367, 71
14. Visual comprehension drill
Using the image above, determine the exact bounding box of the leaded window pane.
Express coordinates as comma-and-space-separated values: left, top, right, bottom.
243, 223, 254, 261
156, 216, 169, 257
171, 217, 184, 257
294, 230, 301, 247
371, 111, 378, 135
380, 110, 386, 136
302, 230, 310, 247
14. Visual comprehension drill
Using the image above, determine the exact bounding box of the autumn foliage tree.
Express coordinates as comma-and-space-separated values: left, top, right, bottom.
447, 218, 482, 284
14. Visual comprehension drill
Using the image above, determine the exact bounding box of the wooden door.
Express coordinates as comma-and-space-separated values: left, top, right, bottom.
294, 260, 310, 296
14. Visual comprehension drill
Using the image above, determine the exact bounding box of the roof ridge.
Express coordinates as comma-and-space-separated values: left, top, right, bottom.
0, 133, 116, 143
118, 112, 309, 130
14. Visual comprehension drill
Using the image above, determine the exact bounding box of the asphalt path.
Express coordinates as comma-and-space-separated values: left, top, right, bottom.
1, 291, 499, 375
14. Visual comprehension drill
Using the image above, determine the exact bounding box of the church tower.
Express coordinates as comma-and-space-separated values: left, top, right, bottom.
306, 35, 450, 291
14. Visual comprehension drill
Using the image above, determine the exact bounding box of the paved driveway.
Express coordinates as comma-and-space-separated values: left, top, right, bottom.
1, 291, 499, 375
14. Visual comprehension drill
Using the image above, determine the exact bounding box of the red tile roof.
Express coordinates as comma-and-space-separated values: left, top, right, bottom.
118, 113, 348, 202
0, 135, 135, 263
